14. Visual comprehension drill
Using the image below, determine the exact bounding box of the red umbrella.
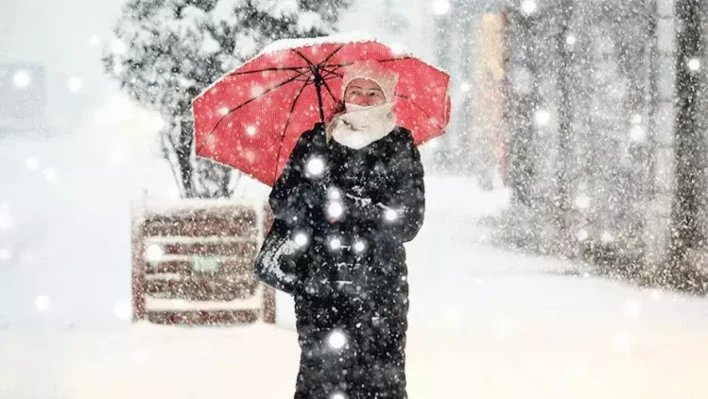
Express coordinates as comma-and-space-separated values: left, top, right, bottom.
192, 33, 451, 186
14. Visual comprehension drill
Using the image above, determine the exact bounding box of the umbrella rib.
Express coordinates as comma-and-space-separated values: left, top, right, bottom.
319, 44, 345, 66
290, 49, 316, 68
373, 56, 412, 64
396, 94, 445, 131
320, 66, 343, 79
272, 79, 312, 184
289, 44, 345, 70
280, 79, 312, 141
196, 71, 309, 154
316, 62, 349, 103
321, 62, 353, 69
323, 57, 411, 70
287, 45, 346, 107
229, 66, 309, 76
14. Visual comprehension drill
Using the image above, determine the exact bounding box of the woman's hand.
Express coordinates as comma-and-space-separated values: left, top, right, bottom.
299, 274, 339, 300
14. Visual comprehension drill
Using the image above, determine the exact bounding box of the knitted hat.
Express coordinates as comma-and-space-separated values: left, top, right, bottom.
341, 61, 399, 103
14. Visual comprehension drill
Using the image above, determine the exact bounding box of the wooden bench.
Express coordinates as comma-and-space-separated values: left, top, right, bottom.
131, 199, 275, 325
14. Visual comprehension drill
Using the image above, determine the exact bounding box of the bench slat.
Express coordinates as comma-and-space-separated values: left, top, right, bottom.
145, 259, 253, 275
146, 278, 257, 301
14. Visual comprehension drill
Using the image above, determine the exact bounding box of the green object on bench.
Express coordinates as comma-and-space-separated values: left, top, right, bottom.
191, 256, 221, 273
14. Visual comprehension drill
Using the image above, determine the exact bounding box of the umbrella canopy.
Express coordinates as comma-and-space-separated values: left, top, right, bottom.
192, 32, 451, 186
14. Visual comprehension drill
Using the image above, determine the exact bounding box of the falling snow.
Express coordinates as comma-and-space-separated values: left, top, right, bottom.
2, 0, 708, 398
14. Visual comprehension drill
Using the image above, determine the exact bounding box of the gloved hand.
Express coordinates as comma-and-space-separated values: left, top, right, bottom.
300, 275, 336, 298
342, 192, 383, 220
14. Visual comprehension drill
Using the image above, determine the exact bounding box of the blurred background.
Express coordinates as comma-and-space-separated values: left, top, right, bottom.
1, 0, 708, 397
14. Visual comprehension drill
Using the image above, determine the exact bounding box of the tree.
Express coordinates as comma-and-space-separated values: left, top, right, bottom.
430, 3, 456, 174
552, 0, 574, 248
502, 0, 657, 262
502, 5, 540, 207
103, 0, 351, 198
665, 0, 708, 292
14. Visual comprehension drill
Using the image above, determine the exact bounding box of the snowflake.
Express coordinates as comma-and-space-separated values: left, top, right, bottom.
353, 240, 366, 254
35, 296, 51, 311
306, 157, 326, 176
384, 209, 399, 222
327, 201, 344, 219
13, 70, 31, 88
327, 329, 347, 350
294, 232, 309, 247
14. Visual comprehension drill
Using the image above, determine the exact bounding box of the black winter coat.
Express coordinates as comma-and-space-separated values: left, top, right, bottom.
255, 122, 425, 399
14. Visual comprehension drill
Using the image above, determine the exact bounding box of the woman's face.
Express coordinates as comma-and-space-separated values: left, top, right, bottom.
344, 78, 386, 107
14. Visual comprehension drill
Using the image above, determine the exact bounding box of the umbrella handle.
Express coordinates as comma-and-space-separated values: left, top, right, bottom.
313, 69, 325, 123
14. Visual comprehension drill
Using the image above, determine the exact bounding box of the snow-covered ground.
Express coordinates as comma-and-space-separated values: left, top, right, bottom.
2, 172, 708, 398
4, 318, 708, 399
2, 1, 708, 396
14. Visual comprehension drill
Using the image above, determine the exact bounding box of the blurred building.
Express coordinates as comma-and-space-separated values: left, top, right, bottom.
500, 0, 679, 275
471, 12, 509, 190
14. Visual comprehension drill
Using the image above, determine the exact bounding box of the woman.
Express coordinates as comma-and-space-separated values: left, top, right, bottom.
255, 60, 425, 399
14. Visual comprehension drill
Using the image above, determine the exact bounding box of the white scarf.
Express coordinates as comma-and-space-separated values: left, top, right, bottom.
327, 102, 396, 149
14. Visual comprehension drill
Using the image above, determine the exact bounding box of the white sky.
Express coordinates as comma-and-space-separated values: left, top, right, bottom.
0, 0, 439, 102
1, 0, 127, 92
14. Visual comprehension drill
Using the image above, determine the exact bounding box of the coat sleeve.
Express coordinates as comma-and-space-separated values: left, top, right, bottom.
346, 132, 426, 243
268, 125, 320, 224
255, 125, 320, 296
